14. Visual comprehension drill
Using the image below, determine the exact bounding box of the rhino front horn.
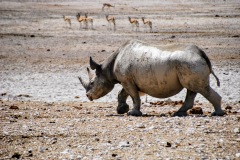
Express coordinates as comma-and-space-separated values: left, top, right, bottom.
78, 76, 88, 89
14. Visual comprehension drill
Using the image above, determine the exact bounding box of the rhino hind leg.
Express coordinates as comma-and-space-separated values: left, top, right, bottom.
199, 86, 225, 116
173, 90, 197, 117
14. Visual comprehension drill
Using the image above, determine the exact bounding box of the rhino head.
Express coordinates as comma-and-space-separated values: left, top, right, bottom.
78, 57, 114, 101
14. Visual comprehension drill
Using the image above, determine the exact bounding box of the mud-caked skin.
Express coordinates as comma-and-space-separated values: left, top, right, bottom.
78, 40, 225, 117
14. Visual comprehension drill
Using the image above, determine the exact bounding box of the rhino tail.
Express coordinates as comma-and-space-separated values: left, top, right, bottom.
211, 70, 220, 87
198, 48, 220, 87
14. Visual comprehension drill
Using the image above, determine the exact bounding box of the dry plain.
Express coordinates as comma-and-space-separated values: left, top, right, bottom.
0, 0, 240, 159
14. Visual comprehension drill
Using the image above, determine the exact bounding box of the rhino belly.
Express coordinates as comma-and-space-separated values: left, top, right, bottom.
134, 67, 183, 98
145, 85, 183, 98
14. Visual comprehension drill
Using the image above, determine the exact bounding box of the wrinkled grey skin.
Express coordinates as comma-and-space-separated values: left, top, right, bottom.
79, 40, 225, 116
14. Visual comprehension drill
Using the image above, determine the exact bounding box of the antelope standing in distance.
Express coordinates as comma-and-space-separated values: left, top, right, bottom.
142, 17, 152, 33
76, 13, 87, 29
62, 15, 71, 28
128, 17, 139, 32
102, 3, 115, 12
106, 14, 116, 31
84, 13, 94, 30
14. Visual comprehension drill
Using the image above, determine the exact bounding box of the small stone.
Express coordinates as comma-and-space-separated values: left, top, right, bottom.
119, 141, 130, 147
219, 139, 224, 143
26, 150, 33, 157
136, 124, 145, 128
22, 135, 29, 138
61, 149, 70, 154
232, 35, 239, 38
10, 105, 19, 109
112, 153, 117, 157
160, 113, 166, 117
233, 128, 240, 133
51, 138, 57, 144
10, 118, 17, 123
189, 107, 203, 114
148, 126, 155, 130
12, 152, 21, 159
165, 142, 171, 147
171, 143, 178, 149
39, 147, 44, 153
76, 155, 82, 160
69, 154, 74, 159
236, 153, 240, 158
1, 92, 7, 96
225, 106, 232, 110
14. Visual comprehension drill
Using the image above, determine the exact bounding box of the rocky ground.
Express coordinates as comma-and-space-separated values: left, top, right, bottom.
0, 0, 240, 159
1, 100, 240, 159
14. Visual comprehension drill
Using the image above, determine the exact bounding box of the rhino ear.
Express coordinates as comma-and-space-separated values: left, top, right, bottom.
90, 57, 101, 70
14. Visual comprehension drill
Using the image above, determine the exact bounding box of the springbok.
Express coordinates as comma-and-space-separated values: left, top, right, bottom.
142, 17, 152, 33
106, 14, 116, 31
102, 3, 115, 12
84, 13, 94, 30
62, 15, 71, 28
128, 17, 139, 32
76, 13, 87, 29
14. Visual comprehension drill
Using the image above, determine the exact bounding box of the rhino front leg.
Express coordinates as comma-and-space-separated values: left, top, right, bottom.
121, 82, 142, 116
117, 88, 130, 114
173, 90, 197, 117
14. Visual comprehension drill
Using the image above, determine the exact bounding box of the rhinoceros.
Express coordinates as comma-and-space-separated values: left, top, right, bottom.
78, 40, 224, 116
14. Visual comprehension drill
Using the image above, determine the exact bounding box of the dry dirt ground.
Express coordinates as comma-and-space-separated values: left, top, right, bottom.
0, 0, 240, 159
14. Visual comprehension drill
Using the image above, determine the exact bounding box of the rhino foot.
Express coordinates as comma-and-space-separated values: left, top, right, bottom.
128, 110, 142, 116
211, 110, 225, 116
117, 103, 129, 114
173, 111, 188, 117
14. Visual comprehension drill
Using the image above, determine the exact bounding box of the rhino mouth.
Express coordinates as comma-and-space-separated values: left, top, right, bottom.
88, 97, 93, 101
87, 94, 93, 101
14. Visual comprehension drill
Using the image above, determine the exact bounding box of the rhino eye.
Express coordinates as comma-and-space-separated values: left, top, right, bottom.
90, 81, 94, 85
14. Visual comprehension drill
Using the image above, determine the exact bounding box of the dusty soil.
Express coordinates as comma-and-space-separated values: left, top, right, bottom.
0, 0, 239, 159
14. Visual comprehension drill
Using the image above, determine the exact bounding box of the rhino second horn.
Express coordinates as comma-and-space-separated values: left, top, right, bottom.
78, 76, 88, 89
87, 67, 94, 80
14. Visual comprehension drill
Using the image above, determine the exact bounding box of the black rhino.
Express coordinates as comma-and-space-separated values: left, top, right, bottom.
78, 40, 224, 116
